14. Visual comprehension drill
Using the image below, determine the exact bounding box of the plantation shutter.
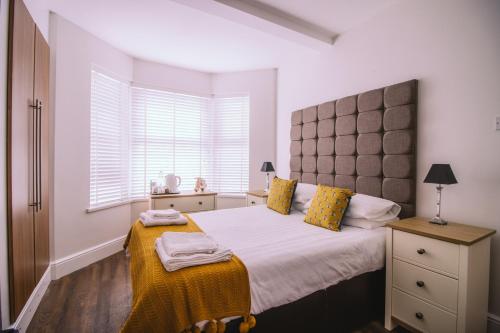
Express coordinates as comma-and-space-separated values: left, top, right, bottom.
89, 71, 130, 208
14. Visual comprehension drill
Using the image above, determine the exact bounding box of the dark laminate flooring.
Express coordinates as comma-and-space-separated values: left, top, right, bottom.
28, 252, 406, 333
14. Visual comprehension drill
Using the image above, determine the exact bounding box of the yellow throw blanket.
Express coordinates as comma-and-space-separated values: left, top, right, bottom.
121, 214, 255, 333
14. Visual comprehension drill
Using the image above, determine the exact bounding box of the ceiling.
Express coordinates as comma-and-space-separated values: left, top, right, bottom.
257, 0, 398, 34
47, 0, 397, 73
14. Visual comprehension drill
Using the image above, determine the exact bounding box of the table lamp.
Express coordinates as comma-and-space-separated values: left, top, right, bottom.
260, 162, 275, 192
424, 164, 458, 225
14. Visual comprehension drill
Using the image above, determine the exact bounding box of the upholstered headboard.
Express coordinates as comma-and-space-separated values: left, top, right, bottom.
290, 80, 417, 218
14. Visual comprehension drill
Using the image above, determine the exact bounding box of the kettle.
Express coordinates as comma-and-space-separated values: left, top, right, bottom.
165, 174, 181, 193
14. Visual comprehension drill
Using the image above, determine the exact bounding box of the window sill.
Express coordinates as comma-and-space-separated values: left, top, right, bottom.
86, 198, 148, 213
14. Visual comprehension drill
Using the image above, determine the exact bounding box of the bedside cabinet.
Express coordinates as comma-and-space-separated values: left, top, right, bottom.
150, 191, 217, 212
385, 217, 495, 333
246, 190, 268, 207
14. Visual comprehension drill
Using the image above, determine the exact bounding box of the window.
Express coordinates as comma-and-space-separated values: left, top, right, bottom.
130, 88, 249, 197
211, 96, 249, 193
130, 87, 212, 197
89, 70, 250, 210
89, 71, 130, 209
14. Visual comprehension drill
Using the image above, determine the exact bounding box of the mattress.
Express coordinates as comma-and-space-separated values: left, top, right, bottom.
191, 205, 386, 315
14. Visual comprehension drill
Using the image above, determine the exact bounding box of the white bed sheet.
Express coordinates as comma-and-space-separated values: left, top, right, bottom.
190, 205, 386, 315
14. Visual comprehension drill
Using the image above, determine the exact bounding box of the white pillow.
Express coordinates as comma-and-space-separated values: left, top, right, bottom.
342, 216, 399, 230
292, 183, 317, 212
345, 193, 401, 221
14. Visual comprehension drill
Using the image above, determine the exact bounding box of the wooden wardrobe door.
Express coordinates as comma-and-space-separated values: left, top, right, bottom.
33, 26, 50, 283
7, 0, 36, 320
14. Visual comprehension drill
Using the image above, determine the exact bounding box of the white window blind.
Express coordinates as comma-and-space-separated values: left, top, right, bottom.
89, 70, 130, 209
130, 87, 213, 198
89, 72, 249, 209
211, 96, 249, 193
130, 89, 249, 196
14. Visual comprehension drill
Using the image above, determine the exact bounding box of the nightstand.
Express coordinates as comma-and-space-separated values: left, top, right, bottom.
246, 190, 268, 207
385, 217, 495, 333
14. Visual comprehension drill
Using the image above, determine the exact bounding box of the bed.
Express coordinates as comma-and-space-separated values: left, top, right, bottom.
191, 205, 386, 332
192, 205, 385, 315
123, 79, 418, 332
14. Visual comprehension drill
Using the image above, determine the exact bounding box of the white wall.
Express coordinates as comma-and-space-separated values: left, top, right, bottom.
212, 69, 277, 191
50, 14, 134, 260
0, 0, 10, 327
133, 59, 212, 96
275, 0, 500, 316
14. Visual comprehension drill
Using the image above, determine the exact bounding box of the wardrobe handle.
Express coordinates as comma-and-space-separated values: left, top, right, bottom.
38, 102, 42, 211
29, 99, 39, 210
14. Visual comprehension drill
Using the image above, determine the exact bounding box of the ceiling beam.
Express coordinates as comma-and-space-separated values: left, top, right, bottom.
171, 0, 337, 50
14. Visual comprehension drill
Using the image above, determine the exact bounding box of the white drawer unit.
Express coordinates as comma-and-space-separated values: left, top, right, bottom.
392, 288, 457, 333
385, 217, 495, 333
246, 190, 268, 207
150, 192, 216, 213
393, 230, 460, 277
393, 259, 458, 313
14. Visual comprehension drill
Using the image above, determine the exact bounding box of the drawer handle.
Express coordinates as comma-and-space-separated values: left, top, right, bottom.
415, 312, 424, 320
417, 248, 426, 254
170, 204, 174, 208
416, 280, 425, 288
198, 201, 202, 205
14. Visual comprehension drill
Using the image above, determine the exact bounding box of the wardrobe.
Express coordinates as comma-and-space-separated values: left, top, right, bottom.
7, 0, 50, 320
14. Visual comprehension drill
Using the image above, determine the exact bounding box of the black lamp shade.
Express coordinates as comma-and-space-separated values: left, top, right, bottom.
424, 164, 458, 185
260, 162, 275, 173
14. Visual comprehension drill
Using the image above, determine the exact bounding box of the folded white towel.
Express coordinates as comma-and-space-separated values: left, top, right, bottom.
160, 232, 219, 257
139, 212, 188, 227
155, 239, 232, 272
147, 209, 180, 218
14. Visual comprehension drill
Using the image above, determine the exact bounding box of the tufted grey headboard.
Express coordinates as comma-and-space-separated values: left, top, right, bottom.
290, 80, 417, 218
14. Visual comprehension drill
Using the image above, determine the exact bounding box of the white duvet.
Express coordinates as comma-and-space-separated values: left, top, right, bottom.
191, 205, 385, 315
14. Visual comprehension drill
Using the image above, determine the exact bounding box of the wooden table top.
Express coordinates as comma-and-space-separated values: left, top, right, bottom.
386, 217, 496, 245
246, 190, 268, 198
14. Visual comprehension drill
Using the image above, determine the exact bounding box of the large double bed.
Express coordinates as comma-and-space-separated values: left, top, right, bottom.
193, 204, 386, 317
123, 79, 418, 332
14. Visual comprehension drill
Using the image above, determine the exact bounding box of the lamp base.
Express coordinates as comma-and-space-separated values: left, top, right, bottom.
429, 216, 447, 225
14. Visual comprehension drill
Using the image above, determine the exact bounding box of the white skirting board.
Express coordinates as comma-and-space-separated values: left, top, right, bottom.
10, 267, 51, 333
51, 234, 127, 279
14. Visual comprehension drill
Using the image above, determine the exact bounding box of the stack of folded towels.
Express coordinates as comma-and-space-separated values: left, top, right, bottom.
155, 232, 233, 272
140, 209, 188, 227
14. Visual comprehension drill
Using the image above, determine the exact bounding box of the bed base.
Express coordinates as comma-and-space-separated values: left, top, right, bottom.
226, 269, 385, 333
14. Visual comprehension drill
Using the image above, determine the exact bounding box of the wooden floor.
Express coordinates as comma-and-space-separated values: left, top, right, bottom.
28, 252, 131, 333
28, 251, 404, 333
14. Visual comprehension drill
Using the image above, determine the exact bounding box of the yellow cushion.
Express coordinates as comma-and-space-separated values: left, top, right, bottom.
304, 185, 353, 231
266, 177, 298, 215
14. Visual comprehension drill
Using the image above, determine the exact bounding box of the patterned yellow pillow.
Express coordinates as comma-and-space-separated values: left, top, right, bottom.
266, 177, 298, 215
304, 185, 353, 231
